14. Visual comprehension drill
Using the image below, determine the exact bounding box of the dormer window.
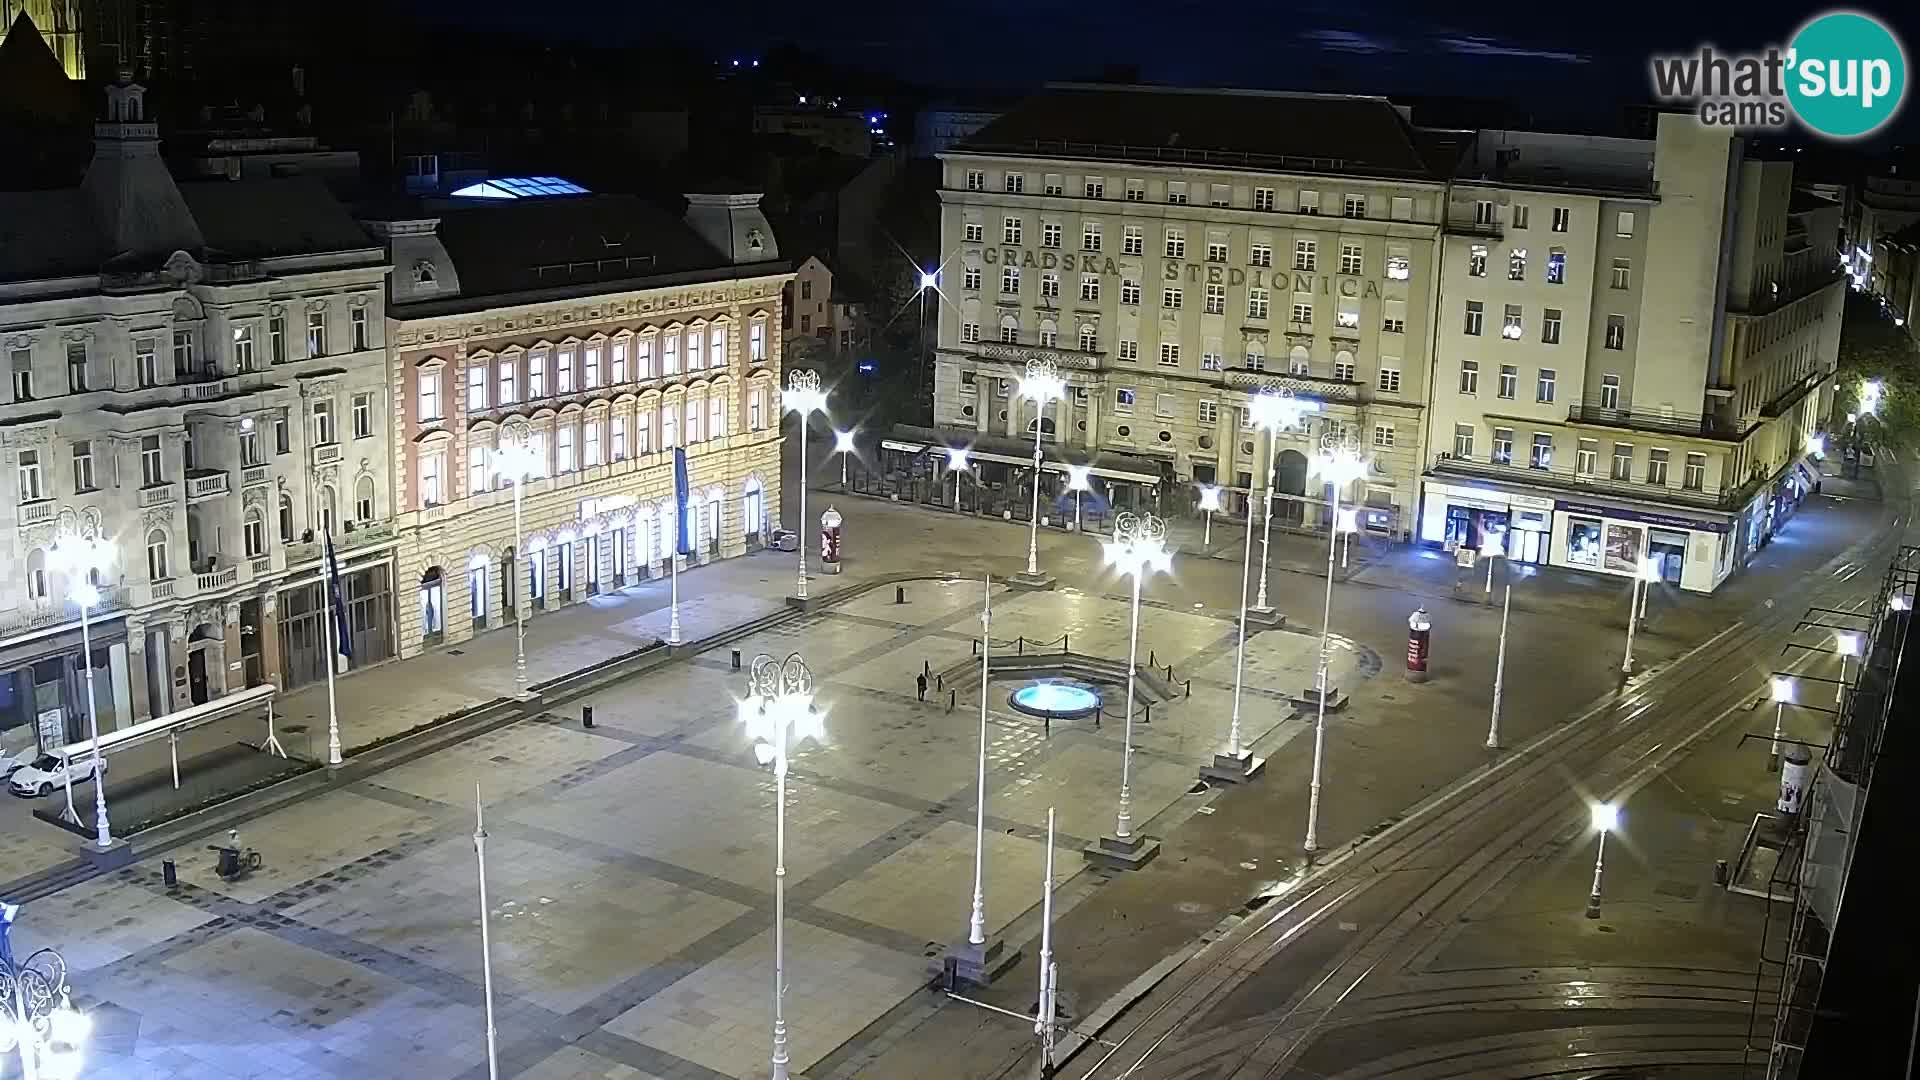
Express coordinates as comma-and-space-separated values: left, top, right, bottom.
412, 260, 438, 288
747, 227, 765, 253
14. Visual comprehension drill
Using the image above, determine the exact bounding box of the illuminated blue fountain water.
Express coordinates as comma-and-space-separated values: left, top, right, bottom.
1008, 681, 1103, 721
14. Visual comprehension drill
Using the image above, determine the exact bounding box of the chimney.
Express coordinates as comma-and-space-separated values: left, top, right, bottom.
684, 191, 780, 265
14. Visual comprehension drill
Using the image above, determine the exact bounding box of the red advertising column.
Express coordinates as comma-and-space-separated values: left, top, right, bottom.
820, 506, 843, 575
1406, 606, 1432, 683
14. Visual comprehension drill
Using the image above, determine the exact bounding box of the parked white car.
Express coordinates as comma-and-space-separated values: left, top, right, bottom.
7, 753, 105, 798
1, 746, 39, 778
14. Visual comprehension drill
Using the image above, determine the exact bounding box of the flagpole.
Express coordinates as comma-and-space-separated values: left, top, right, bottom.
324, 567, 342, 768
669, 541, 682, 645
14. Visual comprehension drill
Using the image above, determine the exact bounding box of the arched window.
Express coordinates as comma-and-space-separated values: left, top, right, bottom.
355, 475, 375, 522
742, 477, 765, 541
243, 507, 266, 557
146, 529, 170, 580
1289, 345, 1312, 375
278, 491, 295, 543
26, 549, 48, 600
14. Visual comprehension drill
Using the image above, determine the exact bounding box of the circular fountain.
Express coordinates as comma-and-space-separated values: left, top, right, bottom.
1008, 680, 1103, 722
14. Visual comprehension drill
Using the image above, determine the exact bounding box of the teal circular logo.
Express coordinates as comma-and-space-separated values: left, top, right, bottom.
1787, 11, 1907, 138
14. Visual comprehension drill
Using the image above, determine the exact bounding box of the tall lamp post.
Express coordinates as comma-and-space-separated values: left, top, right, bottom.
1768, 676, 1795, 772
1196, 484, 1221, 549
1835, 632, 1861, 704
1486, 583, 1512, 750
1248, 390, 1319, 616
0, 918, 90, 1080
1066, 464, 1092, 533
47, 532, 113, 849
784, 371, 830, 601
741, 652, 825, 1080
1017, 358, 1067, 584
1094, 512, 1171, 868
1303, 433, 1370, 855
493, 421, 544, 695
833, 429, 857, 491
947, 447, 971, 510
1620, 556, 1662, 675
1584, 802, 1620, 919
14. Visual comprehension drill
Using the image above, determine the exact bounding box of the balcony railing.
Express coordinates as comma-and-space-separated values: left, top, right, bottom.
138, 484, 174, 508
1447, 217, 1504, 238
311, 443, 342, 466
185, 470, 231, 500
251, 555, 273, 576
196, 565, 238, 591
185, 378, 237, 402
1429, 452, 1745, 509
17, 499, 55, 526
242, 465, 271, 488
283, 521, 394, 565
0, 585, 129, 635
965, 340, 1100, 370
1225, 369, 1360, 402
151, 579, 177, 601
1563, 399, 1747, 440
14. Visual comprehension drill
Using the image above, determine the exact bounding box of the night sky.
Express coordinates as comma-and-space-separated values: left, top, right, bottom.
412, 0, 1920, 142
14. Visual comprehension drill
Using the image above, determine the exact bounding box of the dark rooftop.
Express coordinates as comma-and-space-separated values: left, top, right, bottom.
1790, 188, 1841, 215
179, 177, 379, 259
953, 84, 1443, 181
0, 189, 101, 280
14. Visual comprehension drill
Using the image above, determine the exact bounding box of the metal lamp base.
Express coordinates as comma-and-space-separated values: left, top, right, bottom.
1243, 606, 1287, 629
1083, 833, 1161, 871
1201, 750, 1265, 784
1008, 571, 1058, 591
934, 937, 1023, 987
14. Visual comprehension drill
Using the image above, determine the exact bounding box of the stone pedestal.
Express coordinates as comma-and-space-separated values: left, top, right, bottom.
1290, 685, 1349, 713
934, 936, 1022, 987
1243, 606, 1286, 629
1083, 833, 1161, 871
1201, 749, 1265, 784
80, 835, 136, 870
1008, 571, 1057, 591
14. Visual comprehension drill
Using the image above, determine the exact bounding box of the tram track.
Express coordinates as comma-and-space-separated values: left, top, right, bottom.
1064, 509, 1904, 1080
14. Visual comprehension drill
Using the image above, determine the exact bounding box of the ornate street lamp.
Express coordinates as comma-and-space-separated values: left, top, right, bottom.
740, 653, 825, 1080
1246, 391, 1319, 614
1, 917, 90, 1080
1065, 465, 1092, 533
46, 531, 113, 848
784, 371, 831, 601
1016, 358, 1067, 584
833, 429, 857, 490
1099, 513, 1172, 863
1584, 802, 1620, 919
493, 420, 545, 687
1303, 432, 1370, 855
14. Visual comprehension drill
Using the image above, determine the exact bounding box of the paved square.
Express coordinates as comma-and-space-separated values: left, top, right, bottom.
6, 874, 216, 976
368, 723, 632, 806
193, 789, 441, 904
812, 819, 1054, 944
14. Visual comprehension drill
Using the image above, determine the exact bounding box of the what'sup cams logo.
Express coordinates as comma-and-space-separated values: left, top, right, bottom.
1650, 10, 1908, 138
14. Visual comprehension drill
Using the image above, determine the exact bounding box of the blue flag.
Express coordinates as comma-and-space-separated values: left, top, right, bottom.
325, 529, 352, 661
673, 447, 694, 556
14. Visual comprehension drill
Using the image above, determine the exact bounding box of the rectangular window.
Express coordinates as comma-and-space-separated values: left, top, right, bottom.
419, 452, 444, 506
1123, 225, 1143, 255
556, 425, 575, 472
1114, 388, 1135, 413
1159, 343, 1181, 366
1542, 308, 1562, 345
1498, 364, 1517, 399
1335, 357, 1355, 381
1537, 368, 1557, 403
709, 326, 726, 370
1206, 241, 1228, 263
1247, 288, 1269, 319
467, 365, 487, 410
274, 414, 289, 454
1616, 211, 1635, 237
1382, 316, 1405, 333
499, 359, 518, 405
961, 322, 980, 343
1464, 301, 1484, 336
306, 311, 327, 356
1254, 187, 1275, 211
1165, 229, 1185, 259
584, 420, 602, 466
558, 347, 576, 392
963, 266, 981, 291
710, 394, 727, 439
1250, 243, 1272, 267
1373, 423, 1395, 448
1244, 345, 1265, 371
1299, 190, 1320, 215
1294, 239, 1316, 270
1605, 315, 1626, 350
1121, 279, 1141, 305
1611, 442, 1633, 481
1163, 287, 1183, 310
1198, 400, 1218, 424
1083, 222, 1102, 251
1291, 302, 1313, 325
1117, 339, 1138, 362
1205, 283, 1225, 314
1155, 393, 1176, 418
1209, 184, 1231, 207
1042, 222, 1061, 248
232, 326, 256, 373
640, 409, 658, 451
351, 308, 369, 351
16, 448, 42, 500
1079, 326, 1098, 353
1004, 172, 1024, 193
1166, 181, 1188, 205
354, 392, 373, 437
1201, 351, 1223, 372
664, 335, 681, 374
750, 321, 766, 362
1576, 439, 1598, 476
1530, 433, 1552, 469
1508, 247, 1527, 281
1474, 200, 1495, 225
1288, 352, 1310, 375
1684, 452, 1706, 491
64, 341, 88, 392
240, 427, 261, 466
1600, 373, 1621, 409
1552, 207, 1570, 232
1391, 195, 1414, 220
141, 435, 164, 486
469, 445, 490, 495
1002, 266, 1021, 294
1084, 177, 1104, 199
1000, 320, 1019, 344
1459, 358, 1479, 394
1453, 423, 1475, 458
1343, 194, 1366, 218
966, 169, 985, 191
1492, 427, 1514, 465
585, 345, 602, 388
1647, 448, 1670, 486
172, 330, 195, 374
612, 416, 628, 460
1038, 325, 1057, 348
1610, 258, 1631, 290
1546, 248, 1566, 284
1336, 301, 1360, 328
1378, 365, 1401, 393
964, 222, 983, 243
1003, 216, 1022, 244
312, 399, 335, 444
134, 339, 158, 388
269, 317, 286, 363
1080, 276, 1100, 302
1468, 245, 1487, 277
1040, 272, 1059, 299
417, 370, 440, 421
1511, 204, 1530, 230
1340, 242, 1363, 275
1502, 304, 1523, 339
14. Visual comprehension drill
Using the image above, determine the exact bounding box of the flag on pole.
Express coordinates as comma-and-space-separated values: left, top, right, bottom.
325, 529, 352, 661
673, 447, 694, 556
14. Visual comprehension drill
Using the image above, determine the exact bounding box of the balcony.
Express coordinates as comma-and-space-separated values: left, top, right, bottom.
0, 586, 129, 635
311, 442, 342, 466
1563, 399, 1749, 441
963, 340, 1100, 370
283, 520, 394, 566
184, 377, 237, 402
138, 484, 174, 508
1447, 216, 1504, 239
150, 579, 177, 601
196, 564, 238, 592
1429, 452, 1743, 509
185, 469, 231, 501
251, 555, 273, 576
17, 499, 55, 527
242, 465, 271, 488
1225, 369, 1360, 402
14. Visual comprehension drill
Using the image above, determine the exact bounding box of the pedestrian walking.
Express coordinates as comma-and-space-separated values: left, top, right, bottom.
916, 672, 928, 702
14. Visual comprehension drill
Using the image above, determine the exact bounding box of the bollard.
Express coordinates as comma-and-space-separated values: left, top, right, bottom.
948, 689, 957, 713
1149, 649, 1157, 668
1044, 715, 1052, 737
1019, 638, 1026, 656
1184, 679, 1191, 698
1143, 702, 1153, 724
582, 705, 595, 729
1064, 633, 1070, 653
731, 648, 742, 671
896, 585, 906, 604
1166, 664, 1174, 681
936, 673, 944, 692
924, 659, 932, 677
1714, 859, 1730, 886
162, 858, 177, 888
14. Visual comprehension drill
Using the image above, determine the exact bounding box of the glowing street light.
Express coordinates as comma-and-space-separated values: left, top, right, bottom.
1196, 484, 1222, 548
1768, 676, 1795, 772
1065, 464, 1092, 533
946, 446, 971, 510
1891, 593, 1912, 612
1102, 513, 1172, 852
0, 920, 90, 1080
46, 531, 113, 848
1835, 631, 1862, 703
1335, 505, 1359, 569
832, 429, 857, 490
493, 421, 547, 671
784, 370, 831, 601
1585, 802, 1619, 919
1807, 433, 1826, 458
740, 653, 825, 1080
1304, 433, 1370, 855
919, 269, 940, 291
1246, 391, 1319, 613
1620, 556, 1662, 675
1018, 358, 1068, 581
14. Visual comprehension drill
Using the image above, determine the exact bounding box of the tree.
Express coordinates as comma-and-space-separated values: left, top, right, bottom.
1835, 291, 1920, 450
